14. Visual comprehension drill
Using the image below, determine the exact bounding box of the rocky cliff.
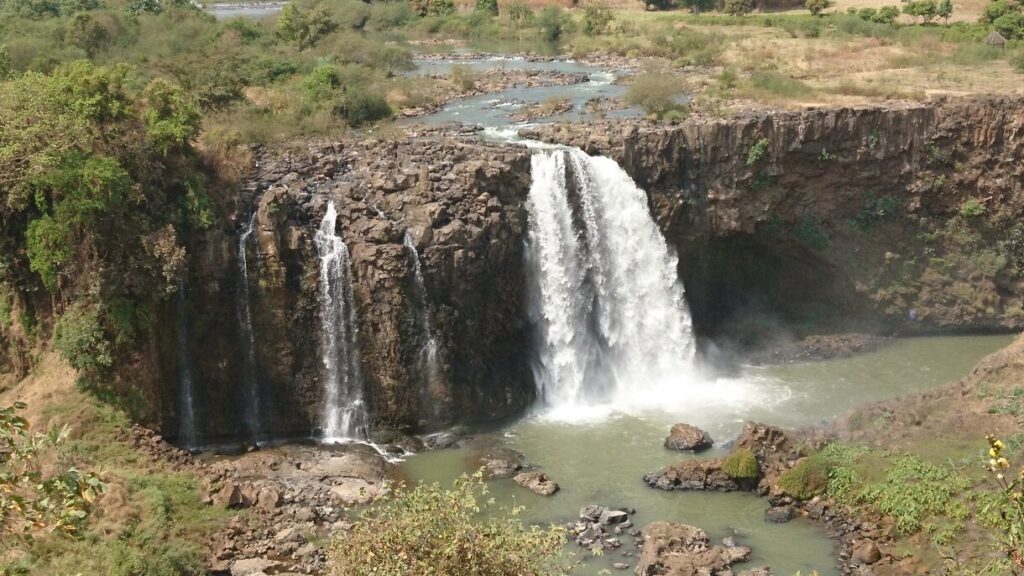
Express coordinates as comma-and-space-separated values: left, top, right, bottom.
157, 96, 1024, 443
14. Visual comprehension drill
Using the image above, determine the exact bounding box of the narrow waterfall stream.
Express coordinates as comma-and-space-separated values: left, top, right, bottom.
176, 281, 198, 449
526, 147, 696, 416
237, 212, 263, 442
404, 231, 443, 393
315, 201, 368, 441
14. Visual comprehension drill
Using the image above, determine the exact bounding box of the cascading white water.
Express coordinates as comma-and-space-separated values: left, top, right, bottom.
404, 231, 443, 389
176, 282, 198, 449
526, 147, 696, 413
237, 212, 263, 442
315, 201, 368, 441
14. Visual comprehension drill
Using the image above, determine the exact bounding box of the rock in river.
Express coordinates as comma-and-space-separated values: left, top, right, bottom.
664, 423, 713, 452
513, 471, 559, 496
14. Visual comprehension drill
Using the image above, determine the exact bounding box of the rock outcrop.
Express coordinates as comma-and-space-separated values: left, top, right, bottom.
634, 522, 755, 576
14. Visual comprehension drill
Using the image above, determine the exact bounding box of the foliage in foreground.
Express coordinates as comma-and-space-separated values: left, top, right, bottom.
327, 471, 569, 576
0, 402, 104, 553
982, 436, 1024, 571
6, 394, 233, 575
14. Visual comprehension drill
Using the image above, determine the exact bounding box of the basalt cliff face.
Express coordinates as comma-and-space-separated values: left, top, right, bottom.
150, 96, 1024, 441
161, 138, 534, 441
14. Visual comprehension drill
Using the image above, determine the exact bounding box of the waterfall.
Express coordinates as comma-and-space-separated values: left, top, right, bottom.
525, 148, 696, 412
176, 281, 197, 449
315, 201, 368, 441
237, 211, 263, 443
404, 231, 443, 391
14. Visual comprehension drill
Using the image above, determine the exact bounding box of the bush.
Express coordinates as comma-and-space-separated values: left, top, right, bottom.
327, 471, 568, 576
339, 89, 392, 127
54, 301, 113, 378
778, 458, 829, 500
276, 1, 338, 49
450, 63, 476, 91
873, 5, 901, 23
959, 198, 987, 218
724, 0, 753, 15
749, 70, 812, 98
582, 4, 614, 36
507, 0, 533, 24
994, 11, 1024, 39
626, 73, 686, 119
806, 0, 832, 16
903, 0, 937, 23
746, 137, 770, 166
475, 0, 498, 15
856, 454, 970, 535
303, 63, 341, 100
537, 7, 568, 42
722, 448, 760, 479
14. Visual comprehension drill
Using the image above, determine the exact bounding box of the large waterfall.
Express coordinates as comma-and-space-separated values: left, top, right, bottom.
237, 212, 263, 442
404, 231, 443, 392
315, 201, 368, 441
526, 148, 696, 413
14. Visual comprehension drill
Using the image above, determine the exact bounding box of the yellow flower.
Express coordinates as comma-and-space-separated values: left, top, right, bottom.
994, 440, 1005, 450
990, 458, 999, 469
998, 473, 1005, 480
1013, 492, 1022, 502
990, 448, 999, 458
998, 457, 1011, 469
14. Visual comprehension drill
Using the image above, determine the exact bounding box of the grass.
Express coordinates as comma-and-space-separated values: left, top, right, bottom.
4, 388, 235, 576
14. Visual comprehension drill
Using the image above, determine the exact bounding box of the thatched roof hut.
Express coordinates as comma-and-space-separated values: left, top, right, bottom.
984, 31, 1007, 48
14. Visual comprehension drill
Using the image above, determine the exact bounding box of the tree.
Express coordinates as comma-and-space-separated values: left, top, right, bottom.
903, 0, 938, 23
0, 402, 105, 549
874, 5, 901, 23
806, 0, 832, 16
724, 0, 754, 16
994, 11, 1024, 38
937, 0, 953, 22
582, 4, 614, 35
475, 0, 498, 15
327, 471, 568, 576
276, 2, 338, 49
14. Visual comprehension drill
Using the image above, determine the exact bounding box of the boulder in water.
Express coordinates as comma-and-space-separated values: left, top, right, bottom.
634, 521, 752, 576
664, 423, 713, 452
513, 471, 559, 496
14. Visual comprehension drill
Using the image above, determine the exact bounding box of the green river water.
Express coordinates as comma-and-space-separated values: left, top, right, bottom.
401, 335, 1013, 576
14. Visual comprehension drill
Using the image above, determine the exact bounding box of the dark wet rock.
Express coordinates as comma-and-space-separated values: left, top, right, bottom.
747, 333, 889, 365
513, 471, 559, 496
764, 505, 795, 524
478, 446, 525, 478
664, 423, 713, 452
634, 521, 752, 576
643, 458, 743, 492
571, 506, 637, 552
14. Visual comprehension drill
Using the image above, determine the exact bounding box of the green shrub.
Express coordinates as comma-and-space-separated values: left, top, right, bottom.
626, 72, 686, 119
327, 471, 568, 576
746, 137, 770, 166
507, 0, 532, 24
537, 7, 568, 42
959, 198, 986, 218
339, 89, 392, 127
0, 45, 10, 79
448, 63, 476, 92
724, 0, 753, 15
793, 214, 830, 250
903, 0, 938, 23
582, 4, 614, 36
806, 0, 832, 16
874, 5, 901, 23
994, 11, 1024, 39
54, 301, 113, 378
778, 458, 829, 500
303, 62, 341, 100
475, 0, 498, 15
276, 1, 338, 49
142, 78, 201, 154
854, 194, 901, 230
722, 448, 760, 479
